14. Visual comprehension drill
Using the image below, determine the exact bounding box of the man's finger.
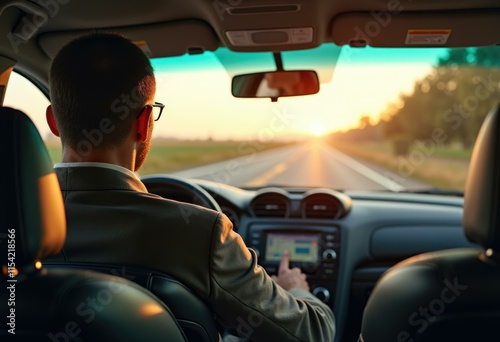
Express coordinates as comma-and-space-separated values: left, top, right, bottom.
279, 250, 290, 272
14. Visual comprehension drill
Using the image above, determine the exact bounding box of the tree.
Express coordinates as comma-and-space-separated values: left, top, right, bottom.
332, 47, 500, 151
358, 115, 371, 129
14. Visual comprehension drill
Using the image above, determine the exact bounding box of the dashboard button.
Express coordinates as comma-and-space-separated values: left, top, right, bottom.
302, 264, 318, 274
325, 234, 335, 241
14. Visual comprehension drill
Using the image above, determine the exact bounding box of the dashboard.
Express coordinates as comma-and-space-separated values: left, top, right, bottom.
143, 175, 478, 341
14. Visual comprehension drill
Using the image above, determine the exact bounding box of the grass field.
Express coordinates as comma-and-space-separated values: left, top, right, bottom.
330, 140, 471, 190
46, 139, 291, 175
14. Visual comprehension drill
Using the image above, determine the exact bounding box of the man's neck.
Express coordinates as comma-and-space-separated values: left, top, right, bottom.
61, 146, 135, 172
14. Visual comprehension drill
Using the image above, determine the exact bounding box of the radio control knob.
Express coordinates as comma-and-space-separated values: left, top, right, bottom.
312, 287, 330, 303
322, 249, 337, 262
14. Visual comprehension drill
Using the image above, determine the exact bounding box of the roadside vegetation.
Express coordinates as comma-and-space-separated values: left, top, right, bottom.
329, 140, 470, 190
329, 47, 500, 190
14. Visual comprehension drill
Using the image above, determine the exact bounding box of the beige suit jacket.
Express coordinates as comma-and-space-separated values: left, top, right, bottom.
54, 165, 335, 342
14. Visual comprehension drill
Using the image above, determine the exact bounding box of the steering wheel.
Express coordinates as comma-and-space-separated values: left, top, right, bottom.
141, 175, 222, 212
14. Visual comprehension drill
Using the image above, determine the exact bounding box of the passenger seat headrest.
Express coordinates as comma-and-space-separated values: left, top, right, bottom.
463, 104, 500, 252
0, 107, 66, 271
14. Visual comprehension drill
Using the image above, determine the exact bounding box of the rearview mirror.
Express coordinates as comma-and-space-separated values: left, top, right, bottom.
232, 70, 319, 100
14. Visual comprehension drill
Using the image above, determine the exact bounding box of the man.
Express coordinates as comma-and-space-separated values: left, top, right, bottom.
46, 33, 335, 341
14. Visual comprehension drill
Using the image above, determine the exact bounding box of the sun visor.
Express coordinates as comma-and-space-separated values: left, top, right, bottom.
38, 20, 219, 59
331, 11, 500, 47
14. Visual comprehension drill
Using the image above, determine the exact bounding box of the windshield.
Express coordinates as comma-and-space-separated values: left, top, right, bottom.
23, 44, 500, 192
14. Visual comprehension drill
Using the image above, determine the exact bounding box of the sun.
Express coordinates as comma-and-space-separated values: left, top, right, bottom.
308, 122, 328, 137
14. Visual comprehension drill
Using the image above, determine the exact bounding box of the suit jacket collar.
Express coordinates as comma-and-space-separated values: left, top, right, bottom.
54, 166, 148, 193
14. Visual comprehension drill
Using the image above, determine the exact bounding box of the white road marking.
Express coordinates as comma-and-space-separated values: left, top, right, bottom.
324, 146, 406, 192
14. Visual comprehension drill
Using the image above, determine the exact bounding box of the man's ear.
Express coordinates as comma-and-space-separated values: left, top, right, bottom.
136, 106, 152, 143
46, 105, 60, 137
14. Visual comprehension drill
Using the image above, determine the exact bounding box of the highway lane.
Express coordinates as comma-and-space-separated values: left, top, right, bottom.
170, 140, 428, 191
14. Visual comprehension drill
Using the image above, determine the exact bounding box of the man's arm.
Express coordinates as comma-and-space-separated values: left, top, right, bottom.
208, 214, 335, 342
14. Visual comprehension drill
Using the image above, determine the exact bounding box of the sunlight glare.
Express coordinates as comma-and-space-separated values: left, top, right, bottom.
308, 122, 328, 137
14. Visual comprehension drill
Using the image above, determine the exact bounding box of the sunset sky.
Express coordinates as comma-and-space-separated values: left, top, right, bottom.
4, 46, 444, 141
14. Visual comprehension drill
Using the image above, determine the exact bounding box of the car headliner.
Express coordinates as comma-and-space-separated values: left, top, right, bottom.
1, 0, 500, 93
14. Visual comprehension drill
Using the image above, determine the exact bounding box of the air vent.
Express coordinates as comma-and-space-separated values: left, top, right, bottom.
302, 193, 346, 219
251, 193, 289, 218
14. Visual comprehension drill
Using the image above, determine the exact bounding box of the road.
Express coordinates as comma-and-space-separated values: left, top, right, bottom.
170, 140, 427, 191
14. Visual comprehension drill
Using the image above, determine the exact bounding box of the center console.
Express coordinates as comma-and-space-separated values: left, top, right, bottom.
247, 224, 340, 305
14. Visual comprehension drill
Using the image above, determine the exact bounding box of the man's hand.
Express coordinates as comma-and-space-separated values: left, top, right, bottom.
271, 250, 310, 291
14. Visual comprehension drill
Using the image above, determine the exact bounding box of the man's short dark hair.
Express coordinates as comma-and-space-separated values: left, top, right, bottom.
49, 32, 155, 149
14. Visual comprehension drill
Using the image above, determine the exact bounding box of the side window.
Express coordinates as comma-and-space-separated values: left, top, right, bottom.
4, 72, 61, 162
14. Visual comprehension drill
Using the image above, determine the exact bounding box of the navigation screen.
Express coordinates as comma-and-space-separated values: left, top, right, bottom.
265, 233, 319, 263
